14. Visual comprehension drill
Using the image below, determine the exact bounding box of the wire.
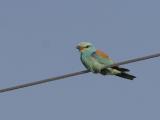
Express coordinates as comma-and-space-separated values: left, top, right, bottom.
0, 52, 160, 93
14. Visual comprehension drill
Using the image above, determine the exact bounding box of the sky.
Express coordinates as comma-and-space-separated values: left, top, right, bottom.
0, 0, 160, 120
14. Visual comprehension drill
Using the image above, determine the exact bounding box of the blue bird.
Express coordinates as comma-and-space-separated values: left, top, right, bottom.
76, 42, 136, 80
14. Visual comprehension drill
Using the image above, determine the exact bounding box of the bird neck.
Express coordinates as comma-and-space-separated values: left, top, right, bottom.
81, 49, 96, 57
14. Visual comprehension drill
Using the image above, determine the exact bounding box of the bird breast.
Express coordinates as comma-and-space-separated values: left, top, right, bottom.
81, 55, 104, 73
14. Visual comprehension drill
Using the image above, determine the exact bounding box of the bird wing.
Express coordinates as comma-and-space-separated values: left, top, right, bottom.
91, 50, 114, 65
92, 50, 130, 72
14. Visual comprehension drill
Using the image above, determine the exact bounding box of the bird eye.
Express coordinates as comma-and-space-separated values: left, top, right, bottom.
86, 45, 90, 48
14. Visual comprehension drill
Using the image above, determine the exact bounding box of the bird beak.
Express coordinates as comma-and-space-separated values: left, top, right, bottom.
76, 45, 80, 49
76, 46, 84, 51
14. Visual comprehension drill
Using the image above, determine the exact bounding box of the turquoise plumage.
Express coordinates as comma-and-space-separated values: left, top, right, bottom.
76, 42, 136, 80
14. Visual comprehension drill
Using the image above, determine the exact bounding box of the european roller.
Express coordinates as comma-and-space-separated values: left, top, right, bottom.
76, 42, 136, 80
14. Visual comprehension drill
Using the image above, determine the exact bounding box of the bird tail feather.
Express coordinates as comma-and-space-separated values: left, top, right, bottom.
115, 73, 136, 80
100, 68, 136, 80
111, 66, 130, 72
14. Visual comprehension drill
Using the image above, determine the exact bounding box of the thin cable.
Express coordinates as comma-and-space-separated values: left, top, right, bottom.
0, 52, 160, 93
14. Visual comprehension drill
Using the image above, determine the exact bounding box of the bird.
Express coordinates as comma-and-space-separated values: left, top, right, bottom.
76, 42, 136, 80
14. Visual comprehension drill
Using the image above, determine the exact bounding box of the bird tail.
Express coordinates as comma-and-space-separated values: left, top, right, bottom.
111, 66, 130, 72
100, 67, 136, 80
115, 72, 136, 80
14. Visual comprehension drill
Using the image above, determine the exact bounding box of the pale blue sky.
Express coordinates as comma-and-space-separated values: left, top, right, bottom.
0, 0, 160, 120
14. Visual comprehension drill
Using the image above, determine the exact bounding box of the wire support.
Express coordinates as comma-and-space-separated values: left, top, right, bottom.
0, 52, 160, 93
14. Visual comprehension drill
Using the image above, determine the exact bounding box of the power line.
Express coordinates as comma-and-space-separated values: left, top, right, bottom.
0, 52, 160, 93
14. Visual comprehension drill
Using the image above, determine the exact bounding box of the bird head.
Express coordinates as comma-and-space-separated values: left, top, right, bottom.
76, 42, 96, 53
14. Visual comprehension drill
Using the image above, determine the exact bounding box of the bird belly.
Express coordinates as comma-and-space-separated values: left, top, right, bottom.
83, 57, 104, 73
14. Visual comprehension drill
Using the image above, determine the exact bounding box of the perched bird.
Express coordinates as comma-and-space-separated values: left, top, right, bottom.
76, 42, 136, 80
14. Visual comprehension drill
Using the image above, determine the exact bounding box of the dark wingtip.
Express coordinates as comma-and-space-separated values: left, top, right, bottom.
116, 73, 136, 80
